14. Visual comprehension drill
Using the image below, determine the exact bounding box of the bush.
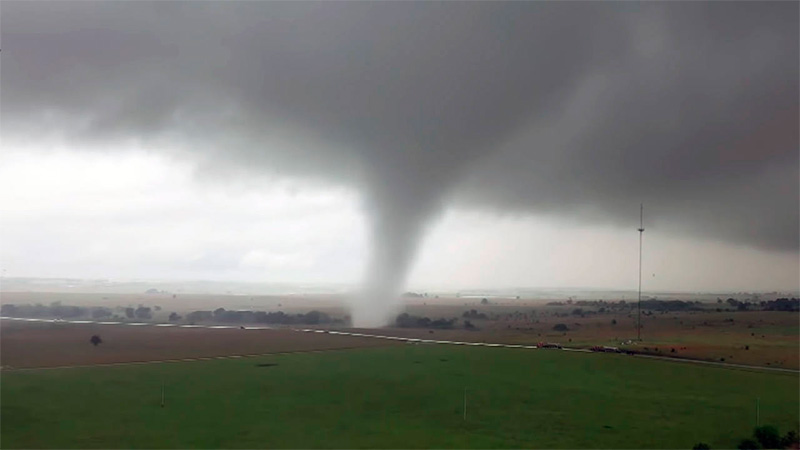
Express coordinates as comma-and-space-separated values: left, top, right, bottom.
692, 443, 710, 450
90, 335, 102, 346
753, 425, 780, 449
552, 323, 569, 332
168, 312, 181, 322
737, 438, 760, 450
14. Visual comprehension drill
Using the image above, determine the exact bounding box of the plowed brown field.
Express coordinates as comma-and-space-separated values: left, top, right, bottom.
0, 322, 398, 369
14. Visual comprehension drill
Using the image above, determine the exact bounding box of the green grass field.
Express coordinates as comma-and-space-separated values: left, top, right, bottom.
2, 346, 798, 448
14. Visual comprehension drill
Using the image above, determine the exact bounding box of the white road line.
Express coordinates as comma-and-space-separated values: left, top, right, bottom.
634, 353, 799, 374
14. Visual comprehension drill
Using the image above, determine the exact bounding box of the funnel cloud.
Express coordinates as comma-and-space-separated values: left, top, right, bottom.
2, 2, 797, 325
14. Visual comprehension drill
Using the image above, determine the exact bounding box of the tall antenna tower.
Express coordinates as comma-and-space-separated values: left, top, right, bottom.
637, 204, 645, 341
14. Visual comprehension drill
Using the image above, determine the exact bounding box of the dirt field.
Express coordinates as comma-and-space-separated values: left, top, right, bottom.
0, 322, 398, 369
396, 304, 800, 369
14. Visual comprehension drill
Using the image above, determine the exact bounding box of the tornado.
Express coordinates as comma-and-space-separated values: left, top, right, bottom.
350, 164, 452, 327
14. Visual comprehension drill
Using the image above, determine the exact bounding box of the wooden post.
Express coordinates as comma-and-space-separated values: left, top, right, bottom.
463, 388, 467, 421
756, 397, 760, 426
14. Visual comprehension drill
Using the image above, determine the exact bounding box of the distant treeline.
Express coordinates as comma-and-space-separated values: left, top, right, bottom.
544, 298, 799, 312
462, 309, 488, 320
185, 308, 340, 325
547, 300, 633, 308
731, 297, 799, 312
395, 313, 457, 329
0, 302, 153, 320
545, 299, 702, 312
639, 300, 702, 311
762, 298, 800, 311
0, 302, 342, 325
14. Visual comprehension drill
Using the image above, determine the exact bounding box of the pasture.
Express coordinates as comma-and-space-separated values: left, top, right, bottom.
2, 344, 797, 448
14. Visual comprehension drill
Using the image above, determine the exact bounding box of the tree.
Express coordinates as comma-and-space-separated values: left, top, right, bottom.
693, 443, 711, 450
1, 304, 18, 316
303, 310, 325, 325
124, 307, 135, 319
91, 307, 112, 319
611, 319, 617, 325
90, 335, 102, 346
753, 425, 781, 449
553, 323, 569, 332
780, 430, 799, 448
481, 298, 489, 305
134, 306, 152, 320
168, 312, 181, 322
736, 438, 760, 450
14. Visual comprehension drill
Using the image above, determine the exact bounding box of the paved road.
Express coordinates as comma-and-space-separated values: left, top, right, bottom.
2, 316, 797, 374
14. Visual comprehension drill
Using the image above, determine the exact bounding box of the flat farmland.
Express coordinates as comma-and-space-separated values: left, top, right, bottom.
2, 292, 797, 370
2, 345, 797, 449
0, 322, 398, 369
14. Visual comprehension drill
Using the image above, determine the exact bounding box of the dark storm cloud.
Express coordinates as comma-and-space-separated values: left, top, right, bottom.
2, 1, 797, 322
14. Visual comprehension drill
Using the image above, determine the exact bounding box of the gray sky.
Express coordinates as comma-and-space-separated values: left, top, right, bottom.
1, 1, 798, 297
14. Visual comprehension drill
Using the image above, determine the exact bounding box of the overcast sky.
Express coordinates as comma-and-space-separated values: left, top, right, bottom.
1, 1, 798, 295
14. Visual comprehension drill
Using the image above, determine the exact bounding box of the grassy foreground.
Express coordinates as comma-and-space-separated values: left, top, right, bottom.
2, 345, 798, 448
